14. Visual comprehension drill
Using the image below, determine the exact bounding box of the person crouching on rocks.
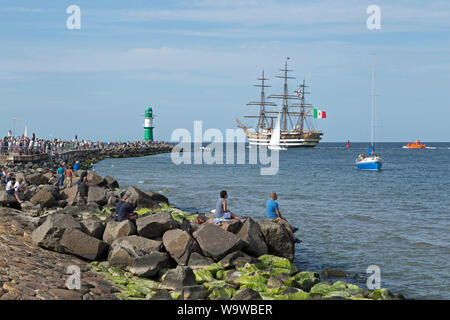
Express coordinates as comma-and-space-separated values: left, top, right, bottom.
266, 192, 300, 244
115, 195, 138, 222
215, 190, 245, 224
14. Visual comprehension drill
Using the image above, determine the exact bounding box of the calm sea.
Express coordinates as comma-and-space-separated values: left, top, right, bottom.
94, 142, 450, 299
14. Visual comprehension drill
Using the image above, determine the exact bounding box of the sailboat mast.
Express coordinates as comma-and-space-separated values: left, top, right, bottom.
300, 79, 306, 133
259, 70, 266, 131
283, 59, 289, 132
371, 56, 375, 147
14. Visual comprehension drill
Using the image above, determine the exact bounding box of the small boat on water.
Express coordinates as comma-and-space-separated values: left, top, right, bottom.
356, 57, 383, 171
403, 139, 426, 149
268, 113, 287, 151
346, 140, 350, 148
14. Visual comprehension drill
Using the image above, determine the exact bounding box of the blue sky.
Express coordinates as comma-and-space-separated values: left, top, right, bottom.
0, 0, 449, 142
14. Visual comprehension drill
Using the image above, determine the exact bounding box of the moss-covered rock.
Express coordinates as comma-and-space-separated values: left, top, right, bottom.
238, 273, 268, 292
286, 271, 320, 291
274, 288, 311, 300
369, 288, 393, 300
216, 269, 225, 280
258, 255, 297, 273
202, 280, 229, 292
135, 208, 152, 216
310, 282, 335, 296
208, 286, 235, 300
205, 263, 225, 278
194, 269, 215, 284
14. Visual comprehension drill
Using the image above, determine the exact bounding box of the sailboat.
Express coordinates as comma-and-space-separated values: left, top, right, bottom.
356, 57, 383, 171
268, 113, 287, 150
346, 140, 350, 148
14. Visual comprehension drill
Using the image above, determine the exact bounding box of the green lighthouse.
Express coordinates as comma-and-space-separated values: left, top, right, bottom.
144, 107, 154, 142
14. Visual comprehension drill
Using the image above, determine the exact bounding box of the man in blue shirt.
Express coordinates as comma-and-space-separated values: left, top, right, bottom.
266, 192, 300, 244
73, 161, 81, 171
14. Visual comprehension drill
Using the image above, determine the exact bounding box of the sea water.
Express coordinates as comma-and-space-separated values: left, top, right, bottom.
94, 142, 450, 299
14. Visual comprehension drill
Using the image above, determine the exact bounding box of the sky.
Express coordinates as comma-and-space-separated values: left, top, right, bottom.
0, 0, 449, 142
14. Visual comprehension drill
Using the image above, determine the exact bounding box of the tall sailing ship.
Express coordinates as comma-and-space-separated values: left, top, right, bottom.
236, 58, 325, 148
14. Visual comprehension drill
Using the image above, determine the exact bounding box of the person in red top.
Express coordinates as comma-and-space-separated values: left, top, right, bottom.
64, 167, 73, 188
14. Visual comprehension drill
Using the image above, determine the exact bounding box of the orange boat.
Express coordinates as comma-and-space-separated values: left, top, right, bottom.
403, 139, 426, 149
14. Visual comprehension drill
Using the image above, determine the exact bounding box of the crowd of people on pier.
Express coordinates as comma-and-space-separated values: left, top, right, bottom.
0, 132, 169, 156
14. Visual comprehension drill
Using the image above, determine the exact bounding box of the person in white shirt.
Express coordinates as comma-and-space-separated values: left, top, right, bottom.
14, 178, 26, 203
5, 177, 24, 203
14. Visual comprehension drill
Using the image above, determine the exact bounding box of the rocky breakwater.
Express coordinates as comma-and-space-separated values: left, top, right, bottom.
0, 151, 404, 300
60, 144, 173, 169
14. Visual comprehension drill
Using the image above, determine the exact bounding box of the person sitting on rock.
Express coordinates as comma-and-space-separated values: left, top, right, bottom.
115, 193, 130, 218
115, 196, 138, 222
5, 177, 23, 204
215, 190, 244, 224
14, 178, 26, 204
266, 192, 300, 244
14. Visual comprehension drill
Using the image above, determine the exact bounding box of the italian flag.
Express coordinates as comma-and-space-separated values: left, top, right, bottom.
313, 109, 326, 118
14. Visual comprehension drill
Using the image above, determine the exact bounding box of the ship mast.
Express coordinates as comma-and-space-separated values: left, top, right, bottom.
371, 56, 375, 147
245, 70, 277, 132
268, 58, 298, 132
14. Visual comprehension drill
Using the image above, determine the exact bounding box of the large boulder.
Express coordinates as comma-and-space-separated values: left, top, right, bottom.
162, 229, 201, 266
60, 186, 79, 206
103, 220, 137, 245
160, 266, 197, 290
86, 172, 106, 187
111, 235, 163, 254
25, 173, 48, 185
87, 186, 108, 206
126, 186, 163, 209
145, 191, 169, 205
180, 285, 207, 300
60, 228, 109, 261
108, 242, 142, 268
104, 176, 119, 189
42, 172, 53, 181
236, 218, 268, 257
31, 214, 83, 252
187, 252, 215, 270
218, 251, 261, 269
37, 185, 60, 200
30, 189, 57, 208
232, 288, 262, 300
19, 201, 42, 216
80, 219, 105, 239
0, 191, 17, 206
256, 220, 295, 261
136, 212, 178, 239
127, 251, 171, 278
194, 223, 243, 261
